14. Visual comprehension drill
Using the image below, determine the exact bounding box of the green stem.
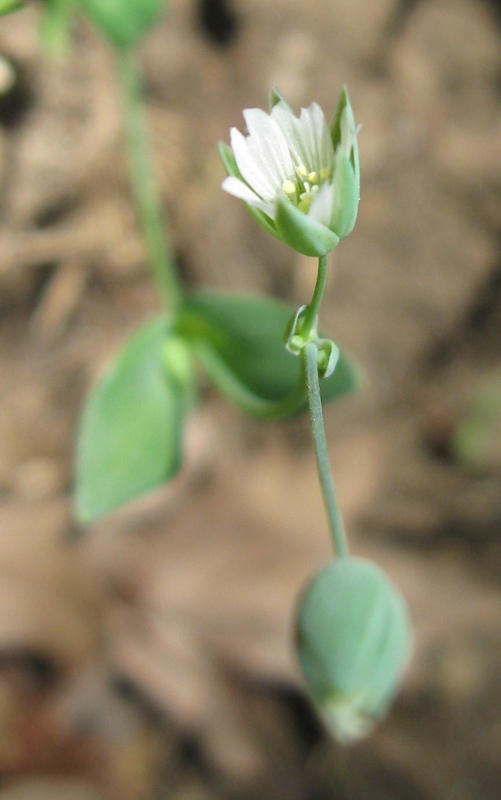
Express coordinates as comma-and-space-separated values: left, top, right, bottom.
303, 341, 349, 558
300, 253, 328, 339
116, 49, 182, 311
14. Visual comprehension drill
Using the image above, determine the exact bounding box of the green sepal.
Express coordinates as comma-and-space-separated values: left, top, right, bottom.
245, 204, 283, 241
296, 557, 412, 743
174, 291, 359, 418
276, 195, 339, 257
219, 141, 240, 179
77, 0, 166, 50
74, 317, 193, 524
331, 155, 359, 240
331, 85, 359, 186
0, 0, 25, 16
269, 88, 293, 112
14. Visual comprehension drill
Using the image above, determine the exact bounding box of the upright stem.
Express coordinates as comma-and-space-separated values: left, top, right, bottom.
303, 341, 349, 558
300, 253, 328, 339
116, 49, 182, 311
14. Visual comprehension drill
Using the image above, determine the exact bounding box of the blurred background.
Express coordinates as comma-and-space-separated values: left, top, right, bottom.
0, 0, 500, 798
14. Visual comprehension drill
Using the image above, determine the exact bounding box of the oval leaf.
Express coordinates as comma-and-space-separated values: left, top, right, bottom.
0, 0, 25, 16
175, 291, 359, 417
75, 317, 190, 523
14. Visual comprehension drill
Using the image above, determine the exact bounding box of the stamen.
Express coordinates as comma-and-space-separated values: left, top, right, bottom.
320, 167, 330, 180
308, 171, 318, 183
282, 179, 297, 195
296, 165, 308, 178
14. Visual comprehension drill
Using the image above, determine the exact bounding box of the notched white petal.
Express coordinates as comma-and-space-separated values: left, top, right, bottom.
270, 103, 308, 167
243, 108, 295, 185
230, 127, 276, 200
297, 103, 335, 174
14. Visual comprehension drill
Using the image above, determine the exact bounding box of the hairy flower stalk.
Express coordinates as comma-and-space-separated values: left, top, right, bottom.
220, 87, 360, 257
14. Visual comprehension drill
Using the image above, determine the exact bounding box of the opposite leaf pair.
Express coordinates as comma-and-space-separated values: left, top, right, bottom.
75, 292, 359, 523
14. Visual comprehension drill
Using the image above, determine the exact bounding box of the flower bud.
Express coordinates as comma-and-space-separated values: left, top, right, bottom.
296, 557, 411, 743
78, 0, 166, 50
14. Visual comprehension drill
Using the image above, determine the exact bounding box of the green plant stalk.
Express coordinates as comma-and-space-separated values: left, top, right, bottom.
116, 49, 182, 311
300, 253, 328, 339
303, 340, 349, 558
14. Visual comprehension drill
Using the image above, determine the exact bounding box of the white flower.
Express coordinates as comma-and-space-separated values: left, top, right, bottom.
220, 87, 360, 257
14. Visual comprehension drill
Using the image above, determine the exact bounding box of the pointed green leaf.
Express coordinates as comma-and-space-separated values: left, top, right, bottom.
75, 317, 191, 523
78, 0, 166, 50
276, 195, 339, 257
39, 0, 76, 58
175, 291, 359, 417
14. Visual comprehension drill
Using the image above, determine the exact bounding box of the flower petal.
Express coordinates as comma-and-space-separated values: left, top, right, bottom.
230, 127, 277, 201
296, 103, 335, 175
308, 182, 335, 227
222, 176, 276, 219
271, 103, 310, 167
243, 108, 295, 186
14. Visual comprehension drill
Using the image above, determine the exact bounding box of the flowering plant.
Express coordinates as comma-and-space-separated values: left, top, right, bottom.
220, 88, 360, 256
30, 0, 409, 744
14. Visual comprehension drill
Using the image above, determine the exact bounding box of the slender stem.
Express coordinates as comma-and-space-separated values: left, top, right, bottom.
303, 341, 349, 558
300, 253, 328, 339
116, 49, 182, 311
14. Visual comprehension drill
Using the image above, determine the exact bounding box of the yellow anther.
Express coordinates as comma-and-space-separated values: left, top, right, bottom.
296, 164, 308, 178
282, 179, 297, 195
308, 171, 318, 183
320, 167, 330, 180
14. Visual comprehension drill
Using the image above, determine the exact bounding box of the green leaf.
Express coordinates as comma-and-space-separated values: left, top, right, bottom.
78, 0, 166, 50
175, 291, 359, 417
40, 0, 76, 59
75, 317, 191, 523
276, 195, 339, 257
0, 0, 25, 16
